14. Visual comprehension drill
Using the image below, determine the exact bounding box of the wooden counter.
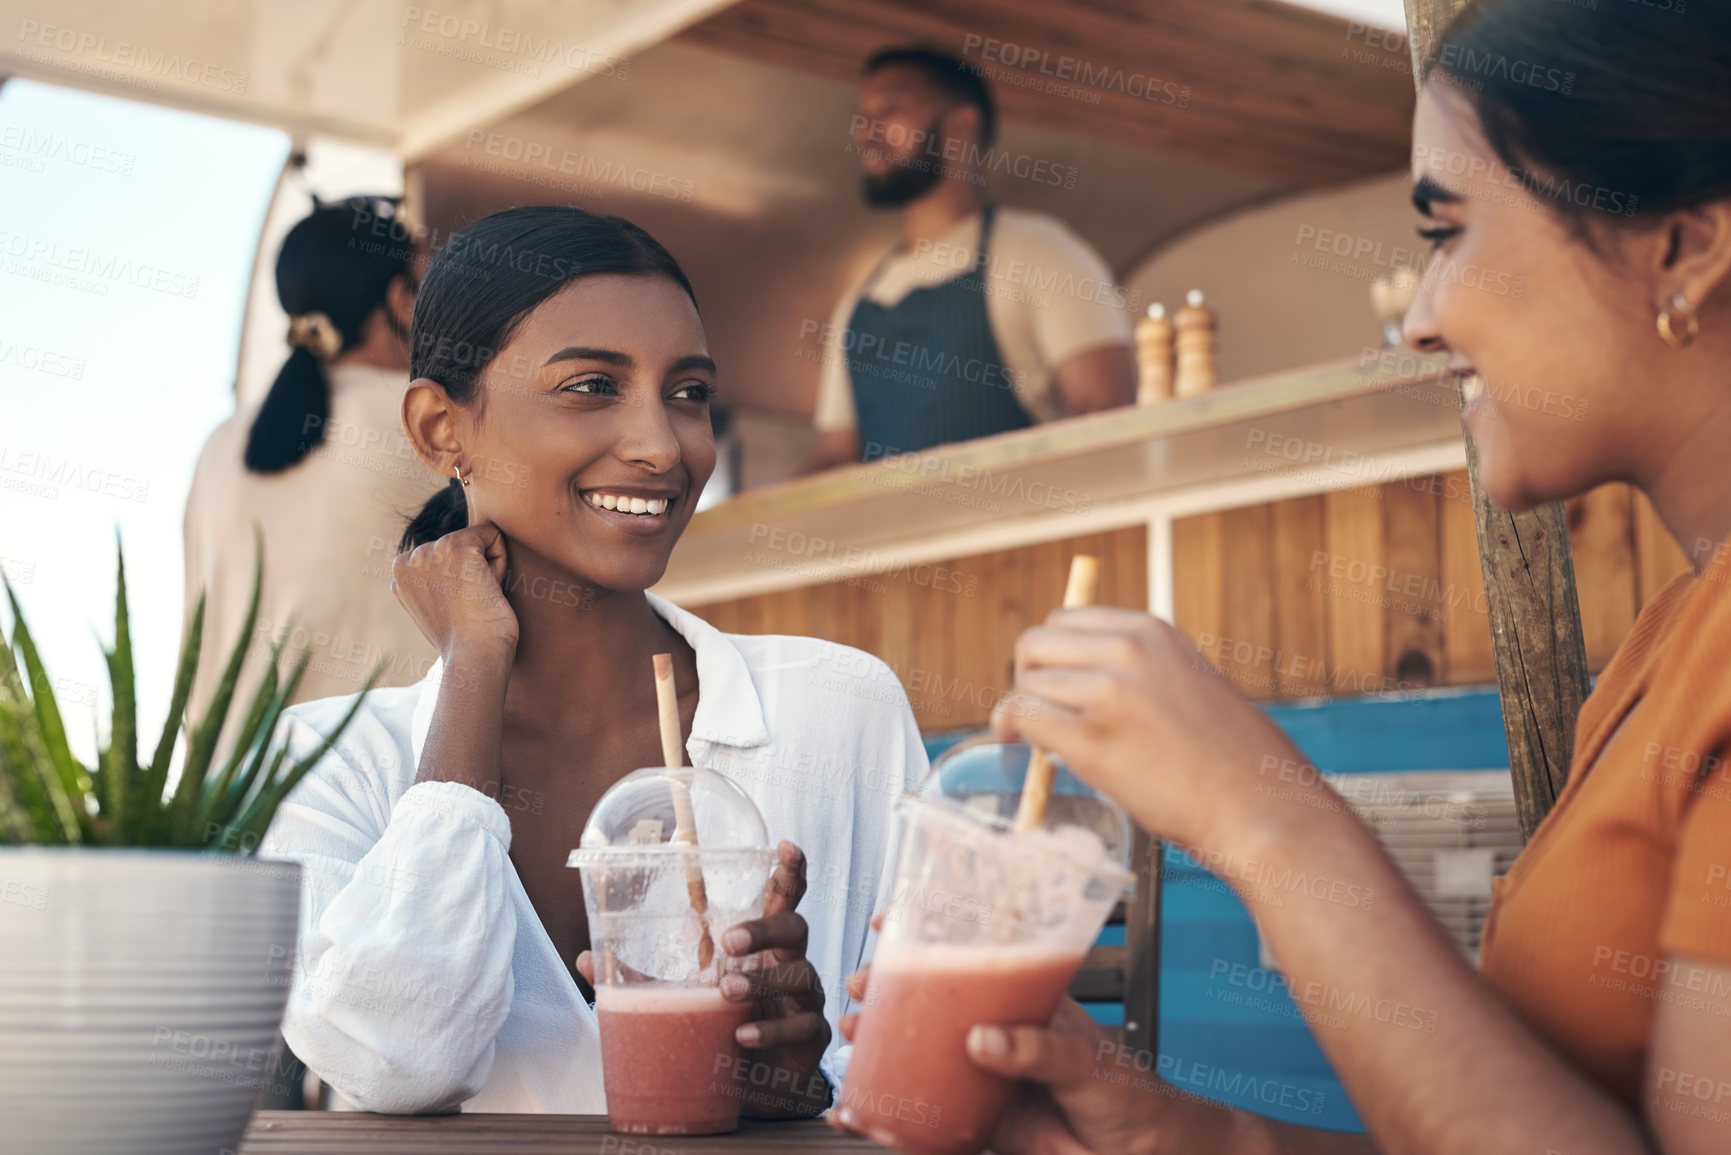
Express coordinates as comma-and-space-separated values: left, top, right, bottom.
651, 355, 1499, 731
652, 350, 1686, 729
658, 354, 1462, 609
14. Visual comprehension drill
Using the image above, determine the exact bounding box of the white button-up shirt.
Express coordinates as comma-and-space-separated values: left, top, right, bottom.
261, 592, 926, 1114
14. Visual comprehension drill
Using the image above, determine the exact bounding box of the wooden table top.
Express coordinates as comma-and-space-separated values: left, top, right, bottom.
239, 1111, 878, 1153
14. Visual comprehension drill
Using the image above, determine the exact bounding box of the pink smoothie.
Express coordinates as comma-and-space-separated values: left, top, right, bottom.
596, 983, 753, 1135
838, 942, 1087, 1155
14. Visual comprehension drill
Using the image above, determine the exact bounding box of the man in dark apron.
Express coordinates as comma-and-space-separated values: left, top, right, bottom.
845, 203, 1031, 461
805, 47, 1135, 469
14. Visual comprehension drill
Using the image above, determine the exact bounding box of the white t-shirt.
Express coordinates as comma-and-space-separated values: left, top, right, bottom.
813, 208, 1134, 431
182, 362, 447, 719
261, 592, 927, 1114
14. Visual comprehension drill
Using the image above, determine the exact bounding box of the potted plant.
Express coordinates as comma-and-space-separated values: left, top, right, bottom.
0, 539, 375, 1155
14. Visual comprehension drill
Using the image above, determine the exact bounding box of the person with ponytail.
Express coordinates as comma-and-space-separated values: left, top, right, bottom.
835, 2, 1731, 1153
183, 196, 445, 720
258, 205, 925, 1117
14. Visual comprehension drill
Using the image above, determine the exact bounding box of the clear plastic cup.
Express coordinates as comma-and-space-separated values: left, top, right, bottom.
836, 740, 1135, 1155
568, 767, 776, 1135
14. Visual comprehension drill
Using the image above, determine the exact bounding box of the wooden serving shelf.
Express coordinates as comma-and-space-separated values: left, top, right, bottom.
656, 353, 1457, 606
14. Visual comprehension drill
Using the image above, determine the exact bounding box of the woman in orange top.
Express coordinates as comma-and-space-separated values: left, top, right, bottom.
857, 2, 1731, 1153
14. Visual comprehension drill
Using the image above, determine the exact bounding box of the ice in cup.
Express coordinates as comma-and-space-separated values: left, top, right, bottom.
837, 739, 1135, 1155
568, 766, 776, 1135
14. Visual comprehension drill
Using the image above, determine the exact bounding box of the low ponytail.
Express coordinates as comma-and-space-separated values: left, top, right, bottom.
244, 197, 412, 474
244, 346, 331, 473
399, 478, 468, 553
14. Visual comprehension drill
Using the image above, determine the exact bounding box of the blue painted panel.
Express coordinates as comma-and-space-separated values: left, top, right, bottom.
1156, 687, 1509, 1131
922, 729, 978, 764
1263, 688, 1509, 773
1083, 1001, 1123, 1027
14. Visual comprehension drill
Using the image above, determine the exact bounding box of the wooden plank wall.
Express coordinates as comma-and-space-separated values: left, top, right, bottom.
689, 527, 1147, 733
685, 473, 1690, 728
1176, 471, 1690, 701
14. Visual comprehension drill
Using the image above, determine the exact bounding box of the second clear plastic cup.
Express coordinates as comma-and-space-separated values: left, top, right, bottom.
568, 767, 776, 1135
837, 743, 1135, 1155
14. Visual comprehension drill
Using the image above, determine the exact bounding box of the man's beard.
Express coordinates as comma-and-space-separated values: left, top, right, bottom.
859, 114, 946, 208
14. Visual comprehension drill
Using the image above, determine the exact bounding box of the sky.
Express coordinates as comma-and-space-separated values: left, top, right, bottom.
0, 78, 289, 763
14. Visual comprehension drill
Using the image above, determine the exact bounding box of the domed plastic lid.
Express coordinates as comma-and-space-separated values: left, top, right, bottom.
922, 735, 1135, 874
567, 766, 768, 858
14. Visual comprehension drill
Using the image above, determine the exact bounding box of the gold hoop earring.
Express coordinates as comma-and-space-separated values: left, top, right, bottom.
456, 465, 472, 488
1658, 292, 1699, 349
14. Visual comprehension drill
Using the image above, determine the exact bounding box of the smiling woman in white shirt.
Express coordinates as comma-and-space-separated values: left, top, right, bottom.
259, 205, 926, 1118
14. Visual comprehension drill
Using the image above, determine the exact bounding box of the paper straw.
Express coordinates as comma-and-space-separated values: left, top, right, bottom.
1012, 555, 1100, 834
654, 652, 715, 971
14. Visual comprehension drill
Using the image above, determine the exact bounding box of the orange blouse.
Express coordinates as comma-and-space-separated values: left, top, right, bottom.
1480, 548, 1731, 1105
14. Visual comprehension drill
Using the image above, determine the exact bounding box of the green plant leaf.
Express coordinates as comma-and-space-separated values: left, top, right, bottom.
207, 742, 289, 852
3, 583, 89, 843
85, 712, 111, 844
0, 644, 49, 842
171, 529, 264, 845
100, 540, 137, 841
0, 750, 29, 843
0, 633, 64, 843
216, 650, 309, 827
199, 642, 280, 835
6, 531, 376, 852
0, 629, 23, 698
225, 663, 383, 852
138, 593, 203, 844
0, 694, 50, 843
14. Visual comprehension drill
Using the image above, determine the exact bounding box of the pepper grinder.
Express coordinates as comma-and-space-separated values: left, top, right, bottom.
1135, 302, 1173, 405
1174, 289, 1217, 397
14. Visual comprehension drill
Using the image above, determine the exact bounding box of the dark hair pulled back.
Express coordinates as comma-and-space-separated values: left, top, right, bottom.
1428, 0, 1731, 236
244, 197, 412, 473
864, 46, 996, 148
397, 205, 698, 553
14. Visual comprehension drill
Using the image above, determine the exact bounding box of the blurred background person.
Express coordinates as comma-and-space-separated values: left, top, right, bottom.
183, 196, 444, 722
803, 46, 1135, 471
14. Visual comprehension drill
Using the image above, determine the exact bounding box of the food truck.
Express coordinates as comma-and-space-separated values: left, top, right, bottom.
0, 0, 1681, 1149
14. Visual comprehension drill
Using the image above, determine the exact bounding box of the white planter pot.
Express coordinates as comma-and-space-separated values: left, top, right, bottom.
0, 848, 301, 1155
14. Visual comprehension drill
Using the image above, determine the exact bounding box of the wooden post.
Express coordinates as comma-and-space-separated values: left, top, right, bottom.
1123, 828, 1161, 1060
1402, 0, 1592, 840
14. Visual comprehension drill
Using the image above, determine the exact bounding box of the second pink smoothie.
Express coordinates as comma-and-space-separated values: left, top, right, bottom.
838, 942, 1087, 1155
596, 983, 753, 1135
